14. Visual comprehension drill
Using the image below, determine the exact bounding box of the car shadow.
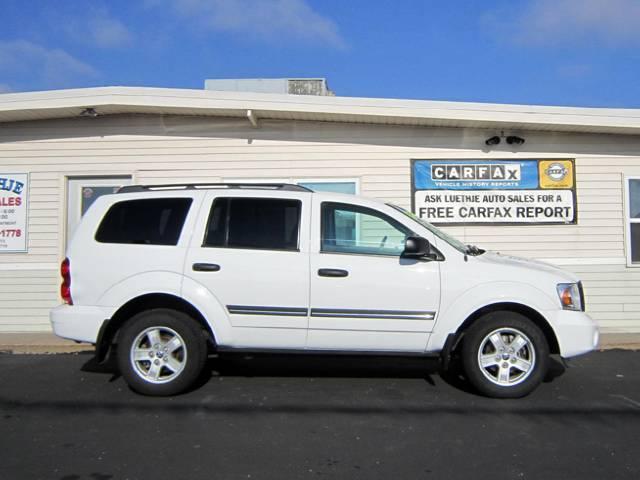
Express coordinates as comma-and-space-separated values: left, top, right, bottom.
81, 351, 566, 395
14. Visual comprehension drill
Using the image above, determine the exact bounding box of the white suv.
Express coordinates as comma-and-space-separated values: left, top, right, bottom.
50, 183, 598, 398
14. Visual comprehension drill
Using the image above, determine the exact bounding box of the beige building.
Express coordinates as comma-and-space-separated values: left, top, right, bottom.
0, 83, 639, 336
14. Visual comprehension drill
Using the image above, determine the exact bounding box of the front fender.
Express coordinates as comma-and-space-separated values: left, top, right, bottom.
427, 281, 558, 352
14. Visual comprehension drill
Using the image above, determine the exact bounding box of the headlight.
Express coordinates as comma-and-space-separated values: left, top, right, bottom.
556, 283, 583, 311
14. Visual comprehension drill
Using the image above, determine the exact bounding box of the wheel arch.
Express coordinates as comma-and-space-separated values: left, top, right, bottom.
454, 302, 560, 355
96, 293, 216, 362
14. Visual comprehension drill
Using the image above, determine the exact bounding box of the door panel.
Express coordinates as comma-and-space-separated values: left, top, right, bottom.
188, 248, 309, 331
184, 191, 311, 349
308, 200, 440, 352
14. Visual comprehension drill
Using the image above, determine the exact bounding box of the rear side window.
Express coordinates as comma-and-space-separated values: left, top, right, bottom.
95, 198, 192, 245
204, 197, 300, 251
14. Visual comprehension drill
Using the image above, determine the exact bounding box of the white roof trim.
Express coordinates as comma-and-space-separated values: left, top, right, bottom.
1, 86, 640, 134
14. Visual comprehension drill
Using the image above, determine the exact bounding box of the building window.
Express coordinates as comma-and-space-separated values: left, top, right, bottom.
223, 178, 358, 194
626, 177, 640, 265
296, 180, 357, 194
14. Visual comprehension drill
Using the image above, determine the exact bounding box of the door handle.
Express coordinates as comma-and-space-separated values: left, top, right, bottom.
192, 263, 221, 272
318, 268, 349, 278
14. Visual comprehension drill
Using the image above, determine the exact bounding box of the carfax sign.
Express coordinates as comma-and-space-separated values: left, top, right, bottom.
411, 159, 576, 225
0, 173, 29, 252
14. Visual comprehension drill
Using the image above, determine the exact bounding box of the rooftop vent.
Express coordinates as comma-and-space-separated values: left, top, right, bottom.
204, 78, 335, 96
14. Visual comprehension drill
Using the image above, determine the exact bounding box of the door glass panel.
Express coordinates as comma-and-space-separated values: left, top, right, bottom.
81, 186, 120, 215
67, 176, 131, 244
321, 203, 412, 256
631, 224, 640, 263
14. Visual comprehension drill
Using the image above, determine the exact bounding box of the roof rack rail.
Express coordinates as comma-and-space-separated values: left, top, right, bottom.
117, 183, 313, 194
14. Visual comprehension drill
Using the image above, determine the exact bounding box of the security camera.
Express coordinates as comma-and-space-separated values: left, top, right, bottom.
485, 136, 501, 146
79, 108, 98, 118
506, 136, 525, 145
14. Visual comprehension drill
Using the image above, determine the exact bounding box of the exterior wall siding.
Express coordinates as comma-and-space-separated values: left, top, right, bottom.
1, 114, 639, 333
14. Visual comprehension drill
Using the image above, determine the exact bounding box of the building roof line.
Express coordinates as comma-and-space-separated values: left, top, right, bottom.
1, 86, 640, 134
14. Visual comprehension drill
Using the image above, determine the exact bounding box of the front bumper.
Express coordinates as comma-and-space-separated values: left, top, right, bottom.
547, 309, 599, 358
50, 304, 110, 344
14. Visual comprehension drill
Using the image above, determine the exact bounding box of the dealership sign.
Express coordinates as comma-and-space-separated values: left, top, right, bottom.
0, 173, 29, 252
411, 159, 576, 224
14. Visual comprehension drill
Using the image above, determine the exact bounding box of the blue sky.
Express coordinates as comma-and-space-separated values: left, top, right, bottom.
1, 0, 639, 107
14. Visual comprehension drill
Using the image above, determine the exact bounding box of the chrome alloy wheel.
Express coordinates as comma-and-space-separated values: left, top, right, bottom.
130, 326, 188, 384
477, 327, 536, 387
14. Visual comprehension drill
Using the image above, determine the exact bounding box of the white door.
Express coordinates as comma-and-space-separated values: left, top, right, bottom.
184, 191, 311, 349
67, 176, 131, 244
308, 200, 441, 352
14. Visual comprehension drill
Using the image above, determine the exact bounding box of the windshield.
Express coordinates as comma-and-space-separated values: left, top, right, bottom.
388, 204, 480, 255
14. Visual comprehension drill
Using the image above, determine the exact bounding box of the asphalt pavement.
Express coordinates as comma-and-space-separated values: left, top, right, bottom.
1, 350, 639, 480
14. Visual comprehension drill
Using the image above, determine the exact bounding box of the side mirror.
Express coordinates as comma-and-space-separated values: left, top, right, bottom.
402, 236, 431, 258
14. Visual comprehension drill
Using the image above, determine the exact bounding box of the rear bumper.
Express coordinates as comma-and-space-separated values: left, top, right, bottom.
548, 309, 599, 358
50, 304, 110, 344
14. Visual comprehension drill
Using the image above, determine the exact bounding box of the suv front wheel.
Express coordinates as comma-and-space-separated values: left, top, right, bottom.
461, 311, 550, 398
116, 309, 208, 396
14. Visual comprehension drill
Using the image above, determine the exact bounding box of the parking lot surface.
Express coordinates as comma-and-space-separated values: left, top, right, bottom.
1, 350, 639, 480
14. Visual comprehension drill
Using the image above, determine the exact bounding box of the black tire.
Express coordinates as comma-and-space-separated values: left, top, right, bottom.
116, 309, 208, 396
461, 311, 549, 398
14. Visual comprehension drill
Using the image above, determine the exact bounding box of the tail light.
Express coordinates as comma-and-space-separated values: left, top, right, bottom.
60, 257, 73, 305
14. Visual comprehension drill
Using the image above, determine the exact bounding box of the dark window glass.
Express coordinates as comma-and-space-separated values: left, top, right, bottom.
95, 198, 192, 245
630, 179, 640, 218
631, 224, 640, 263
629, 179, 640, 263
321, 202, 412, 256
204, 197, 300, 251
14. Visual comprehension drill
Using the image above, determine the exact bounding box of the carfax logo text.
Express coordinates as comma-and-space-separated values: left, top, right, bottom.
430, 164, 521, 181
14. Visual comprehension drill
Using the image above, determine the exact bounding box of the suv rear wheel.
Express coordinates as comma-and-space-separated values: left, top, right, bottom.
116, 309, 208, 396
461, 311, 549, 398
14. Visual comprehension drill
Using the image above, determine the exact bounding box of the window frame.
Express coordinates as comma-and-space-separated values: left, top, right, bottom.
625, 175, 640, 267
202, 196, 303, 252
320, 201, 415, 258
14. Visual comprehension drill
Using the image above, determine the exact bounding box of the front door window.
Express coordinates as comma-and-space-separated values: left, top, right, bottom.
321, 202, 412, 256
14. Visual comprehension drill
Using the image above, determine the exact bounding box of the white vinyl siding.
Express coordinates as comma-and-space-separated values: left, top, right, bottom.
0, 115, 639, 333
0, 268, 59, 331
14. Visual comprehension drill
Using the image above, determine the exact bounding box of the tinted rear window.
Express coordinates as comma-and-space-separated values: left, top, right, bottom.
95, 198, 192, 245
204, 197, 300, 251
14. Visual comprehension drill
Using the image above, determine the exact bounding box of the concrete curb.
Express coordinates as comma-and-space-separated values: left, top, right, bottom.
0, 332, 638, 354
596, 333, 640, 351
0, 333, 91, 354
